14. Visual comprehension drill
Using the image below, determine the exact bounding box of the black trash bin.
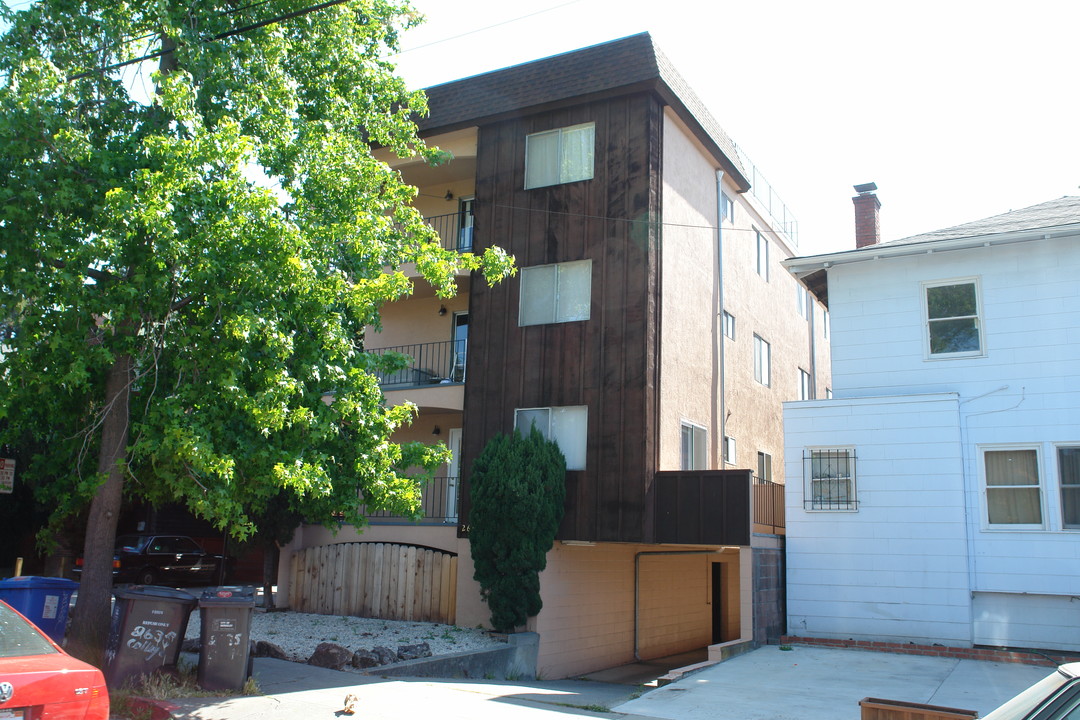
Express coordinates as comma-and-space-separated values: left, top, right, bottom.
105, 585, 197, 688
197, 586, 255, 691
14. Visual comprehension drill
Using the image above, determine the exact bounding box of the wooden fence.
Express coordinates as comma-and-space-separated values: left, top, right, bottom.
753, 478, 786, 535
289, 542, 457, 624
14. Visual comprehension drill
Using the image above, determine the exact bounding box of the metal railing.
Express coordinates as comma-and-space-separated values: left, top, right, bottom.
365, 476, 459, 524
424, 211, 474, 252
753, 476, 785, 534
732, 144, 799, 249
367, 340, 466, 389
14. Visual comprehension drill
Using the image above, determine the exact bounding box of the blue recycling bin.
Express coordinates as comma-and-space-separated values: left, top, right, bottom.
0, 576, 79, 642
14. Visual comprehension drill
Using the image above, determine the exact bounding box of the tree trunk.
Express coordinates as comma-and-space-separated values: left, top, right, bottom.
262, 542, 279, 609
65, 354, 132, 667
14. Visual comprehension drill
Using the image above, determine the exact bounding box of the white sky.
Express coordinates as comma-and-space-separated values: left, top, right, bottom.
391, 0, 1080, 257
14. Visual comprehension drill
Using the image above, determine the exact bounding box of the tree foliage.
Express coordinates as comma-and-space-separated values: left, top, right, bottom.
469, 428, 566, 633
0, 0, 513, 661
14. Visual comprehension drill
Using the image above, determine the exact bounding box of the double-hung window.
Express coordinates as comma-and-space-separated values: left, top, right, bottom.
723, 436, 736, 465
680, 422, 707, 470
720, 191, 734, 223
805, 448, 856, 510
722, 311, 735, 340
757, 452, 772, 482
753, 334, 771, 386
924, 278, 983, 357
515, 406, 588, 470
799, 368, 812, 401
519, 260, 592, 326
1060, 447, 1080, 529
524, 123, 595, 189
983, 447, 1042, 527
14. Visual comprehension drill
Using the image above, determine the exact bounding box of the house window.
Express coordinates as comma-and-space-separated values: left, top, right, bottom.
519, 260, 591, 326
723, 436, 736, 465
680, 422, 707, 471
983, 448, 1042, 527
805, 448, 856, 511
524, 122, 595, 189
722, 311, 735, 340
515, 406, 588, 470
799, 368, 811, 401
1059, 447, 1080, 529
753, 334, 771, 386
720, 191, 734, 223
755, 230, 769, 280
757, 452, 772, 482
925, 279, 982, 357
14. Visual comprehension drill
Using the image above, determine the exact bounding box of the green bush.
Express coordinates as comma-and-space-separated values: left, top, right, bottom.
469, 427, 566, 632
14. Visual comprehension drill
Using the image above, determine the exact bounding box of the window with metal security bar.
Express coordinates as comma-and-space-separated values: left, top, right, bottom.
805, 448, 857, 510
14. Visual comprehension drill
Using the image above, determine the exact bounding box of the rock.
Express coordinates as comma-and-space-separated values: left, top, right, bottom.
255, 640, 288, 660
372, 646, 398, 666
396, 642, 432, 661
351, 649, 380, 668
308, 642, 352, 670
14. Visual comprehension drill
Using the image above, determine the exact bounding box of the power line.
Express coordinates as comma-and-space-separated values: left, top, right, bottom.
392, 0, 581, 56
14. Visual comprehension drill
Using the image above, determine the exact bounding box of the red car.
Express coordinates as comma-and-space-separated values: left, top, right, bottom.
0, 600, 109, 720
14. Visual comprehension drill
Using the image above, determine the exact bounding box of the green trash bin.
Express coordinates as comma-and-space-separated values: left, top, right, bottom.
197, 586, 255, 691
105, 585, 197, 688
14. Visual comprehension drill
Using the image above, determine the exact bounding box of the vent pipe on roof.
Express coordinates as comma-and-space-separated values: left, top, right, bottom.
853, 182, 881, 248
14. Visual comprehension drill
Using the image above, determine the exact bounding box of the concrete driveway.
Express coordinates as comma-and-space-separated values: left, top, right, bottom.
614, 645, 1054, 720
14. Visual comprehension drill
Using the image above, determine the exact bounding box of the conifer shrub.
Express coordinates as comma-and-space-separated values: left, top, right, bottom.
469, 427, 566, 632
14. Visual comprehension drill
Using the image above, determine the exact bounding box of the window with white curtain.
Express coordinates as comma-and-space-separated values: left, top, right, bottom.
515, 406, 588, 470
519, 260, 591, 326
524, 123, 595, 189
680, 422, 707, 470
983, 448, 1043, 527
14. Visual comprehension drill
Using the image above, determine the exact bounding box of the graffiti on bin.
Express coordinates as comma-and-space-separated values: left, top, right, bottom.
206, 618, 245, 661
125, 622, 179, 661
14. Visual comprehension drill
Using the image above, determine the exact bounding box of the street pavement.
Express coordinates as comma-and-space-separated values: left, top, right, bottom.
134, 645, 1056, 720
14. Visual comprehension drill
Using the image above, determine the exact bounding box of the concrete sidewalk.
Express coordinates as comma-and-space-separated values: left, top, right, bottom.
134, 645, 1055, 720
615, 645, 1053, 720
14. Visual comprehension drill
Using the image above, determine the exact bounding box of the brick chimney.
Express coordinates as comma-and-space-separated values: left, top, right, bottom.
852, 182, 881, 248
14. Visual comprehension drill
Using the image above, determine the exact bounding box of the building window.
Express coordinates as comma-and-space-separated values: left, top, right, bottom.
1060, 448, 1080, 529
825, 387, 833, 399
755, 230, 769, 280
680, 422, 707, 471
796, 285, 807, 318
757, 452, 772, 482
823, 308, 830, 339
720, 191, 734, 223
519, 260, 591, 326
524, 122, 595, 189
799, 368, 811, 401
925, 279, 982, 357
753, 334, 771, 386
723, 435, 736, 465
805, 448, 856, 511
515, 406, 588, 470
722, 311, 735, 340
983, 447, 1042, 527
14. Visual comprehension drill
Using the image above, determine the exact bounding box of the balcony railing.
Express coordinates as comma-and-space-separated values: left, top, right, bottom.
368, 340, 466, 389
425, 211, 474, 252
753, 476, 785, 535
365, 476, 459, 525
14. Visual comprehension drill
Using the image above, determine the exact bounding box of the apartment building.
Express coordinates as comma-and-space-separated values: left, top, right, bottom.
280, 33, 829, 679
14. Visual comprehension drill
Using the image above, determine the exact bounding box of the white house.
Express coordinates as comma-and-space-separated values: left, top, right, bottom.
782, 193, 1080, 652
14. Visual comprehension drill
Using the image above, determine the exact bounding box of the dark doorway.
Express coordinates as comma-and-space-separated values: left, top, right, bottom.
712, 561, 725, 644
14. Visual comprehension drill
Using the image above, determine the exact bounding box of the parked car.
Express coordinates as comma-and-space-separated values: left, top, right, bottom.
74, 534, 226, 586
983, 663, 1080, 719
0, 599, 110, 719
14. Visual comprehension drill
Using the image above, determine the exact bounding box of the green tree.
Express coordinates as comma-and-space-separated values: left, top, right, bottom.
0, 0, 512, 664
469, 428, 566, 633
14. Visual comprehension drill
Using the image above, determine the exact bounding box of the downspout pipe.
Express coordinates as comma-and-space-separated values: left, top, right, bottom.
715, 171, 727, 465
634, 549, 722, 661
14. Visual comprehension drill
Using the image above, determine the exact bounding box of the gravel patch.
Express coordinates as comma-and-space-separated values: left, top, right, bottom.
184, 609, 502, 664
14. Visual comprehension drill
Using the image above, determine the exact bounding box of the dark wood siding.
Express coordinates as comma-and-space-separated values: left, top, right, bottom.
460, 93, 664, 543
653, 471, 752, 546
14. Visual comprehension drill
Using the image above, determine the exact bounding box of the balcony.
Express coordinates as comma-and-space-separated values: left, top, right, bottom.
368, 340, 466, 390
753, 477, 785, 536
365, 476, 459, 525
425, 209, 474, 253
